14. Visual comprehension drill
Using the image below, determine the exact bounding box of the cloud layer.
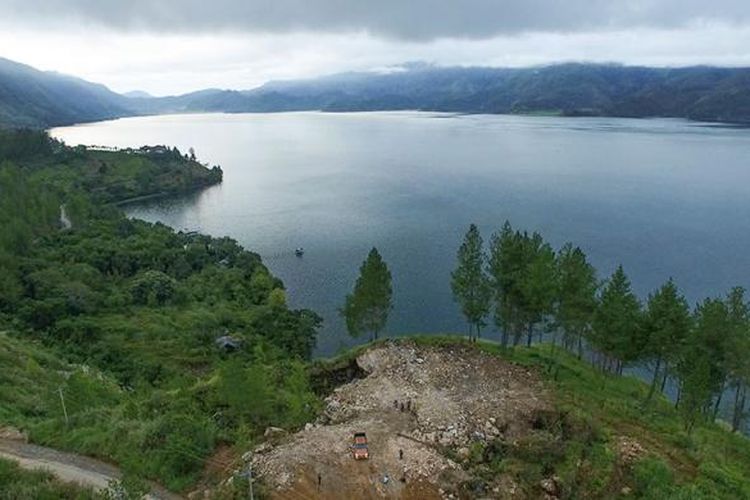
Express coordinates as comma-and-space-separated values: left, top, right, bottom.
2, 0, 750, 39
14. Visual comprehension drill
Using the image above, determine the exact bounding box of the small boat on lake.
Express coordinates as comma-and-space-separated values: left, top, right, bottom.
295, 247, 305, 257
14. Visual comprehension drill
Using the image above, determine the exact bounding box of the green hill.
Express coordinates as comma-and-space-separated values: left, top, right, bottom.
0, 58, 131, 128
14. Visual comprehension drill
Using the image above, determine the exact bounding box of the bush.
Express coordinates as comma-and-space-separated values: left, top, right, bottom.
129, 271, 177, 305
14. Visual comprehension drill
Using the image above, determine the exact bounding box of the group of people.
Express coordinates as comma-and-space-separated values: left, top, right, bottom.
392, 398, 413, 413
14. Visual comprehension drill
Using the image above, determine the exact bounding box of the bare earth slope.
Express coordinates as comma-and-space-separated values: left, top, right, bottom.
251, 341, 551, 499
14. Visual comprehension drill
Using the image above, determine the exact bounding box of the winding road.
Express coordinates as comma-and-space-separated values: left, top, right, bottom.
0, 439, 183, 499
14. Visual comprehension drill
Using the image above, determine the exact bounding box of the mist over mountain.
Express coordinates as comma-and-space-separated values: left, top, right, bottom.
0, 57, 131, 128
122, 90, 153, 99
145, 63, 750, 123
2, 57, 750, 127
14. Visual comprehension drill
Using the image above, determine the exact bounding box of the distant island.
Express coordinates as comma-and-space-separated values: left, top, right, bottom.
2, 57, 750, 129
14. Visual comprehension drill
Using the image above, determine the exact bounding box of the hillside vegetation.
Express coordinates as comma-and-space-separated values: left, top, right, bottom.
0, 57, 130, 128
0, 131, 319, 492
0, 129, 223, 204
0, 125, 749, 498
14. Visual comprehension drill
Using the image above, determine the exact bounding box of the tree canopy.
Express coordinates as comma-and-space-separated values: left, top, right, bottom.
342, 247, 393, 341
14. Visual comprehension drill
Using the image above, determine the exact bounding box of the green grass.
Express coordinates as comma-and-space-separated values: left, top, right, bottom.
0, 457, 97, 500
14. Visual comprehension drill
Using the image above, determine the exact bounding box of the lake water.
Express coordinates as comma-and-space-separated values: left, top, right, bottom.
51, 112, 750, 357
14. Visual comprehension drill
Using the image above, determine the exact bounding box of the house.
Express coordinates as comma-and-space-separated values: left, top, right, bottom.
215, 335, 243, 352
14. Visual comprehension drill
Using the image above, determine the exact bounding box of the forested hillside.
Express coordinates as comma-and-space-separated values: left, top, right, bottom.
0, 58, 131, 128
0, 129, 223, 204
0, 131, 319, 493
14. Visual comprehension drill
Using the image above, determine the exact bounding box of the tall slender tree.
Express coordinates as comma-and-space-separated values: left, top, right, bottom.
555, 243, 598, 358
642, 279, 692, 404
488, 221, 522, 347
677, 298, 730, 431
725, 287, 750, 431
341, 247, 393, 341
592, 266, 642, 373
452, 224, 491, 341
520, 236, 557, 346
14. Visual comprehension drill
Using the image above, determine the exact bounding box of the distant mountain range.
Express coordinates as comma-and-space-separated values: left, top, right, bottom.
2, 57, 750, 128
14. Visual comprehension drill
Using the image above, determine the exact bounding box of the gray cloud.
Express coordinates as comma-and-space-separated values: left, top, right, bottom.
2, 0, 750, 39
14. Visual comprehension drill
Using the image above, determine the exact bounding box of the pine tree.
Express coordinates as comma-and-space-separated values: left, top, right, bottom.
724, 287, 749, 427
677, 298, 730, 431
642, 278, 692, 404
452, 224, 491, 341
592, 266, 642, 372
341, 247, 393, 341
488, 221, 521, 347
520, 235, 557, 346
555, 243, 598, 358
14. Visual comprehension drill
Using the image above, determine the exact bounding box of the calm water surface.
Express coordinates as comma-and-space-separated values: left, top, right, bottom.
52, 112, 750, 356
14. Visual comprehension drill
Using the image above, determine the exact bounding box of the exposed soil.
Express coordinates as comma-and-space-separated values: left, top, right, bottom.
249, 341, 551, 499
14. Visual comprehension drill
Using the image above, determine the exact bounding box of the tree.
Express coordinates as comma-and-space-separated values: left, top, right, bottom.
341, 247, 393, 341
676, 298, 730, 432
452, 224, 491, 341
488, 221, 522, 347
642, 279, 692, 404
591, 266, 642, 373
555, 243, 598, 358
682, 298, 731, 425
519, 235, 557, 346
488, 222, 547, 347
723, 287, 749, 427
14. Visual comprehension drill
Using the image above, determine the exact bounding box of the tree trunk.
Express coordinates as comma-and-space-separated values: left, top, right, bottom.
712, 383, 725, 421
736, 385, 748, 433
674, 382, 682, 409
526, 323, 533, 347
732, 383, 744, 432
660, 366, 669, 393
646, 356, 662, 404
577, 333, 583, 360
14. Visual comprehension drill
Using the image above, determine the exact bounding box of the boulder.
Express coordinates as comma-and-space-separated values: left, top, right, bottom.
540, 476, 561, 497
264, 426, 286, 439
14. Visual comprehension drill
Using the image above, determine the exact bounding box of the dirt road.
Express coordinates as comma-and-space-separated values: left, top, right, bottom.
0, 438, 182, 499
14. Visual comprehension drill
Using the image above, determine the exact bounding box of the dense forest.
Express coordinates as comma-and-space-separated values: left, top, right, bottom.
0, 130, 320, 494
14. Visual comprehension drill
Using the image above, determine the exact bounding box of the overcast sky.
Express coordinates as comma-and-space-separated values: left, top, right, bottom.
1, 1, 750, 95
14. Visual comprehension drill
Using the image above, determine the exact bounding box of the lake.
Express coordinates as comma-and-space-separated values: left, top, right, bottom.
51, 112, 750, 357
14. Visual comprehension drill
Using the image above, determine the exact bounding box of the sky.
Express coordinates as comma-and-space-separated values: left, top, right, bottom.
1, 1, 750, 96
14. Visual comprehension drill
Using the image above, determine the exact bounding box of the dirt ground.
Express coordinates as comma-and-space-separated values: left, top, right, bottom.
250, 341, 550, 499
